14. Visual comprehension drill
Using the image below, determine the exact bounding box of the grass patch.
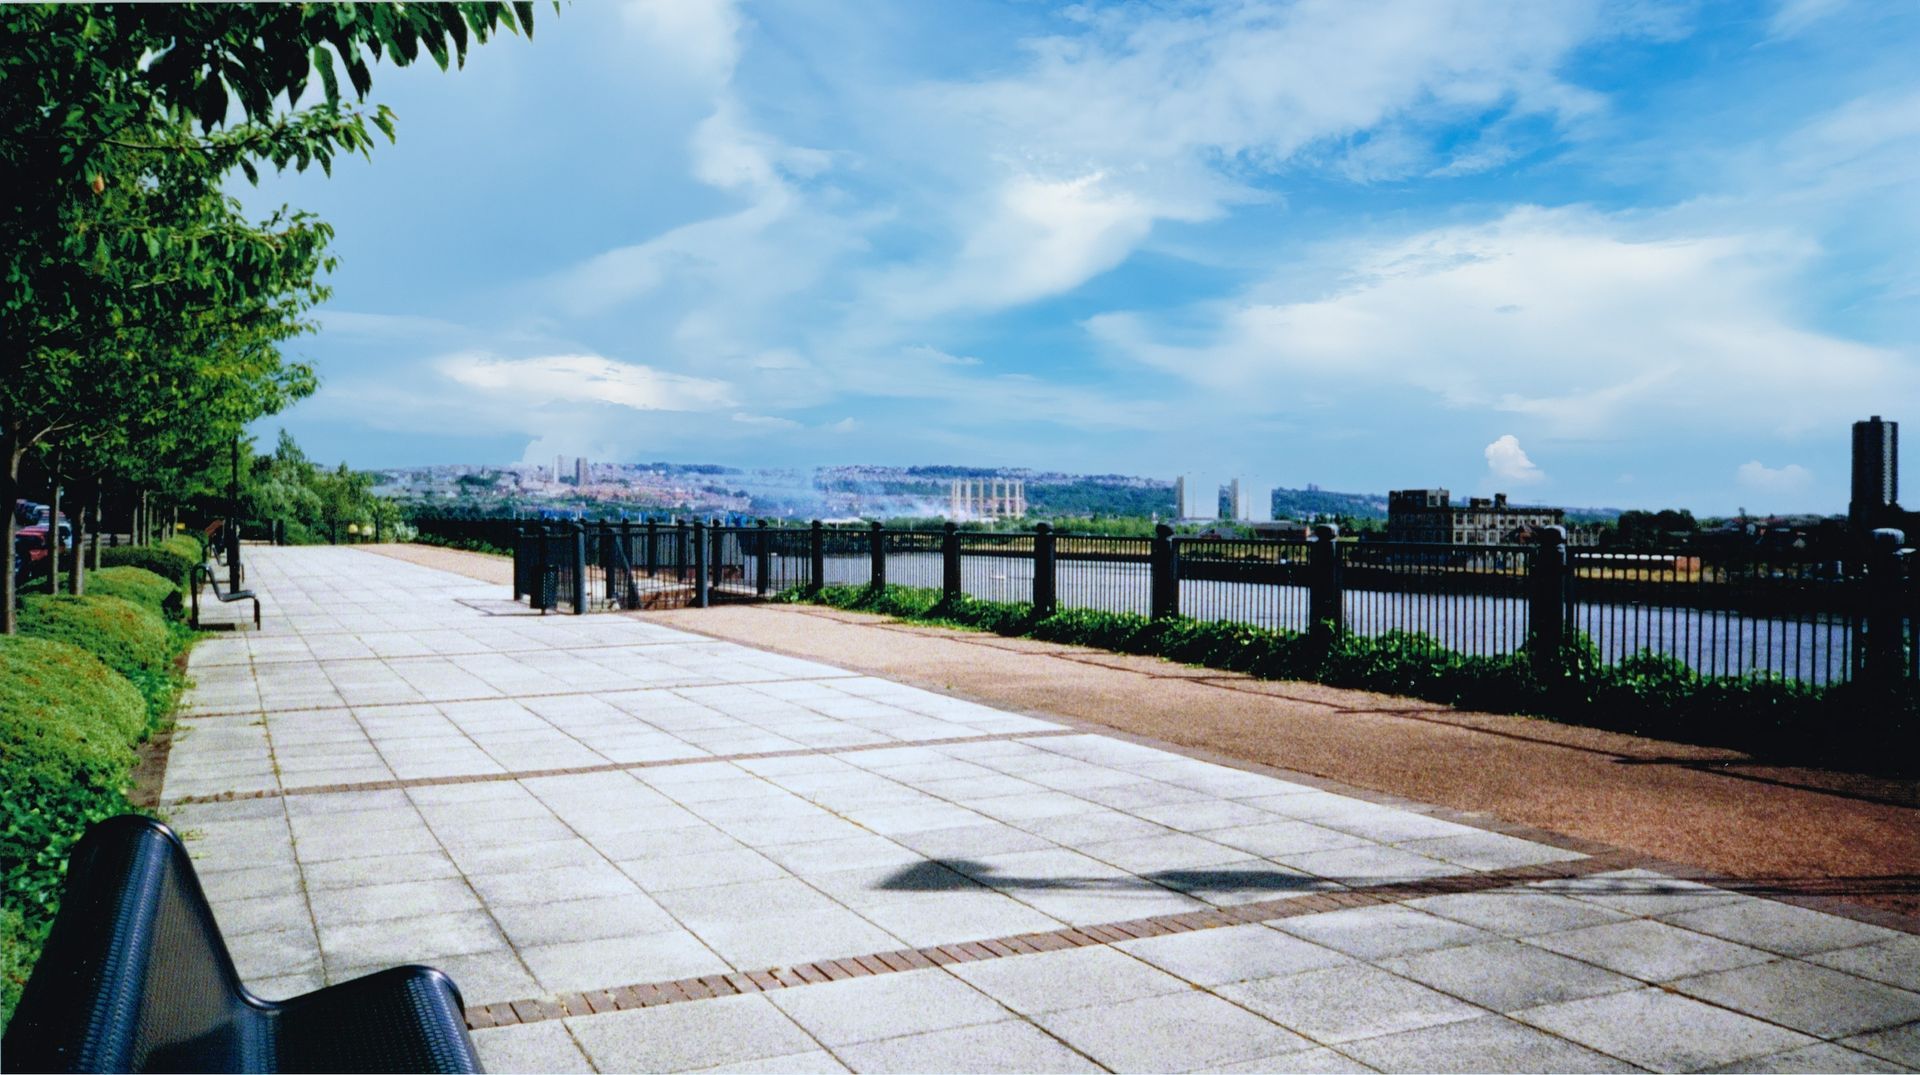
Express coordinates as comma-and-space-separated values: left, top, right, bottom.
0, 636, 153, 1026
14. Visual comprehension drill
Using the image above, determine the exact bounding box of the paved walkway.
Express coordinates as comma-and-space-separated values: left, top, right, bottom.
167, 547, 1920, 1072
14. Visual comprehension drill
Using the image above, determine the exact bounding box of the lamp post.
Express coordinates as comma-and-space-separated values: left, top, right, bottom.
228, 436, 242, 591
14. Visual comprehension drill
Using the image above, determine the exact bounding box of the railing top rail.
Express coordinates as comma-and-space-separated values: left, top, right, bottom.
1343, 541, 1538, 555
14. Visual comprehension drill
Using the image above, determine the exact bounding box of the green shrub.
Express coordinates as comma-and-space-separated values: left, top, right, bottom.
0, 636, 149, 1027
98, 544, 199, 590
17, 595, 177, 726
779, 582, 1915, 770
78, 566, 181, 616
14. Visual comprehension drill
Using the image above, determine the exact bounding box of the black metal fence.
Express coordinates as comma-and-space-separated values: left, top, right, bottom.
507, 520, 1916, 689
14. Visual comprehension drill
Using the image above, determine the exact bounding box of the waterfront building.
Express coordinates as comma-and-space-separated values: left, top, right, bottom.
1387, 488, 1564, 545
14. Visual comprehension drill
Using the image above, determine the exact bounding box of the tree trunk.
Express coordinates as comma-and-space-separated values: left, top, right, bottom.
90, 492, 102, 571
137, 490, 148, 546
68, 479, 91, 595
3, 435, 22, 635
47, 461, 61, 595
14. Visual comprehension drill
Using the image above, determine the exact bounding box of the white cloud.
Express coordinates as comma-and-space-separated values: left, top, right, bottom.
620, 0, 742, 87
863, 0, 1631, 316
1767, 0, 1847, 40
1485, 435, 1545, 485
1736, 460, 1814, 493
1088, 205, 1911, 436
438, 352, 734, 412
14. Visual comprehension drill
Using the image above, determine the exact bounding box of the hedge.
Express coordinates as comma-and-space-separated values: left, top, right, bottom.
98, 543, 199, 591
782, 585, 1915, 771
0, 636, 150, 1026
74, 566, 181, 617
17, 594, 179, 726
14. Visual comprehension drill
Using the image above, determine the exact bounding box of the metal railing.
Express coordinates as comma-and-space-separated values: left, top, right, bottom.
506, 519, 1916, 689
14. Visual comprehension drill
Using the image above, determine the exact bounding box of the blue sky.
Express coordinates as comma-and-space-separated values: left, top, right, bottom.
240, 0, 1920, 514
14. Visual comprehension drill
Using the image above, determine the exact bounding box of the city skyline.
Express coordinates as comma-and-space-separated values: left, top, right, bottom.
236, 1, 1919, 515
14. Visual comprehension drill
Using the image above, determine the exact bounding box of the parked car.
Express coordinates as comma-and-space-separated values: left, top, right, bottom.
14, 524, 49, 584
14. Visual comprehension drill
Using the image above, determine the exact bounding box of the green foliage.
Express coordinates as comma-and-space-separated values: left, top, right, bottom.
1, 5, 542, 632
235, 429, 400, 544
782, 584, 1911, 769
0, 636, 151, 1027
99, 544, 200, 592
17, 595, 177, 726
75, 567, 182, 617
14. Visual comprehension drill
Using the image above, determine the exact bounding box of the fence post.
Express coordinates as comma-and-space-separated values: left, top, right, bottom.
1150, 524, 1175, 619
513, 525, 528, 600
756, 520, 772, 597
1033, 522, 1057, 617
694, 519, 710, 608
869, 520, 886, 593
1309, 524, 1343, 647
571, 522, 588, 615
645, 519, 659, 578
942, 522, 961, 602
599, 522, 617, 603
676, 520, 690, 583
1528, 525, 1569, 683
530, 524, 551, 613
1863, 528, 1907, 690
809, 520, 826, 595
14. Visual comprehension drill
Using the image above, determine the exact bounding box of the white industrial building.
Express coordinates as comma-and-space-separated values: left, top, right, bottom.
1229, 478, 1272, 523
1175, 474, 1217, 521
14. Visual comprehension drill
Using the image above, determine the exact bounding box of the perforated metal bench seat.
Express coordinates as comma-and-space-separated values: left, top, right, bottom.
3, 816, 481, 1073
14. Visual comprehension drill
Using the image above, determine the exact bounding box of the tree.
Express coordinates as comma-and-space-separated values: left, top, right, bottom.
1, 4, 542, 630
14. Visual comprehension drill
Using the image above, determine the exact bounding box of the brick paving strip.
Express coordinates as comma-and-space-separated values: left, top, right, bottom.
462, 850, 1643, 1030
165, 728, 1086, 804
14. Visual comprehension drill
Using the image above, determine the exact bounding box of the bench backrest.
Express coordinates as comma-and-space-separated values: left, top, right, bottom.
4, 816, 272, 1071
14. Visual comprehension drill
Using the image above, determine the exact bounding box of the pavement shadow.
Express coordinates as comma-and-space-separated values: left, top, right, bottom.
878, 858, 1332, 895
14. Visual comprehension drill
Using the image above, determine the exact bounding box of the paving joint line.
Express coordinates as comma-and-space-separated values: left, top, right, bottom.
177, 670, 880, 720
167, 729, 1084, 804
461, 850, 1640, 1031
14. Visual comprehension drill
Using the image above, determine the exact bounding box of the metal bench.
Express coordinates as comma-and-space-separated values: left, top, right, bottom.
2, 816, 482, 1073
192, 562, 260, 629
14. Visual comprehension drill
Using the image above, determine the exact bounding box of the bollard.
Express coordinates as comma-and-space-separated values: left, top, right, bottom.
1033, 522, 1057, 617
756, 520, 772, 597
601, 522, 619, 603
806, 520, 825, 595
1863, 529, 1907, 690
942, 522, 960, 602
1308, 523, 1342, 643
571, 523, 588, 615
693, 520, 710, 608
1528, 526, 1569, 682
1150, 524, 1176, 620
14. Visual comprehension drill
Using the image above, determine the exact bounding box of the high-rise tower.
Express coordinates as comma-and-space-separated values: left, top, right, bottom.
1851, 415, 1898, 533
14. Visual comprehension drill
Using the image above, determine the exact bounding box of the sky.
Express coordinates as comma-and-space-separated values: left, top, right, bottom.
237, 0, 1920, 514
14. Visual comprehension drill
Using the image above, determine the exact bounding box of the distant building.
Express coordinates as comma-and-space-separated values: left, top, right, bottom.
1387, 489, 1564, 545
554, 454, 564, 484
1175, 475, 1217, 521
1851, 415, 1898, 533
948, 478, 1026, 520
1229, 478, 1272, 523
575, 456, 590, 486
